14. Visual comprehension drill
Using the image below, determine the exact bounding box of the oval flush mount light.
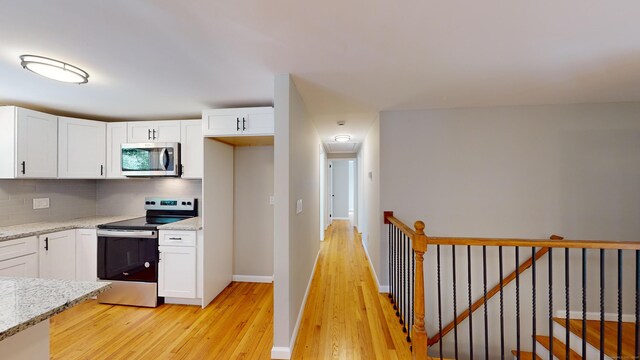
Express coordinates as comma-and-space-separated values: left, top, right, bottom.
19, 55, 89, 84
334, 134, 351, 142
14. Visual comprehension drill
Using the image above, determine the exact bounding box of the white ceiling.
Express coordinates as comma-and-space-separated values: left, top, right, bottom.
2, 1, 640, 151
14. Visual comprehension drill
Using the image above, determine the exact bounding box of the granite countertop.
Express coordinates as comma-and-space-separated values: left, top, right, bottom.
0, 215, 138, 243
0, 277, 110, 341
157, 216, 202, 231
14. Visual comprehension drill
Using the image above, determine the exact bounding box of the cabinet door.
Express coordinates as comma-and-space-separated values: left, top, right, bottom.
106, 122, 128, 178
127, 122, 154, 142
180, 120, 203, 179
155, 121, 181, 142
202, 109, 242, 136
158, 245, 196, 298
242, 107, 274, 135
39, 230, 76, 281
75, 229, 97, 282
58, 117, 106, 178
0, 254, 38, 278
16, 107, 58, 178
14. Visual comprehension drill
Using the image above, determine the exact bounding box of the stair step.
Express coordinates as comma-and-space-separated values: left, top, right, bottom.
535, 335, 582, 360
510, 350, 542, 360
553, 317, 635, 358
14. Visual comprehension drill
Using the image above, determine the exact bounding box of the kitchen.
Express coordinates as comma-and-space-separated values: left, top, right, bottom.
0, 105, 275, 359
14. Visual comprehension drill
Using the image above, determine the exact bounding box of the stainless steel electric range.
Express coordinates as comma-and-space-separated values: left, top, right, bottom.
96, 197, 197, 307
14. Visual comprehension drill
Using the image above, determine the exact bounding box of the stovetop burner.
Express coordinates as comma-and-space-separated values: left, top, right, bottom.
97, 197, 198, 230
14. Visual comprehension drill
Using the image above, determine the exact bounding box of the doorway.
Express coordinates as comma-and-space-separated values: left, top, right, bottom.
328, 159, 357, 226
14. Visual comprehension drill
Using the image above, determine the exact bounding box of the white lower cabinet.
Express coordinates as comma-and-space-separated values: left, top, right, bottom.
38, 230, 76, 281
75, 229, 97, 282
0, 236, 38, 277
158, 230, 197, 298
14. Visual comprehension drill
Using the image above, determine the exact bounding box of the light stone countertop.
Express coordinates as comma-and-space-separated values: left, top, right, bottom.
157, 216, 202, 231
0, 277, 110, 341
0, 216, 138, 243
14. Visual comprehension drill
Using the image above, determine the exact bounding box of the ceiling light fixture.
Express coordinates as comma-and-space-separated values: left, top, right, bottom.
334, 135, 351, 142
20, 55, 89, 84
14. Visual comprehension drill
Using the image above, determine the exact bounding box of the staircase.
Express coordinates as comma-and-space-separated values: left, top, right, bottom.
512, 318, 636, 359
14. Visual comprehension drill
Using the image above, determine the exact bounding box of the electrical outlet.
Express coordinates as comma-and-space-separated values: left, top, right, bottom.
33, 198, 50, 209
269, 196, 275, 205
296, 199, 303, 214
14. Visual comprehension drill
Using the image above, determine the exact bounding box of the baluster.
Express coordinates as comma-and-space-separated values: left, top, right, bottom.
409, 239, 414, 343
482, 246, 488, 360
515, 247, 521, 359
400, 232, 405, 327
402, 233, 407, 332
617, 249, 622, 359
600, 249, 605, 360
388, 224, 392, 302
499, 246, 505, 360
565, 248, 570, 360
636, 249, 639, 359
396, 227, 400, 314
548, 248, 553, 357
452, 245, 459, 359
437, 245, 443, 359
467, 245, 473, 360
582, 248, 587, 358
393, 226, 397, 307
532, 247, 537, 358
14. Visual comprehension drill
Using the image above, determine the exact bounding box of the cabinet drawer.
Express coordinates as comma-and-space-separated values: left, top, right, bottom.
0, 236, 37, 262
159, 231, 196, 247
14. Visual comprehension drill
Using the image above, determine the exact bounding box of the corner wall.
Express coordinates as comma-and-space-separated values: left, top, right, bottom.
273, 74, 321, 358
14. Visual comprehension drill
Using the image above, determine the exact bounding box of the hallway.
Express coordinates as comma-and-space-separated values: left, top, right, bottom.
292, 220, 412, 359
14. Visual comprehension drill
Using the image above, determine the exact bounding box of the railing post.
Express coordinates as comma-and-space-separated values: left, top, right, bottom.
412, 221, 428, 360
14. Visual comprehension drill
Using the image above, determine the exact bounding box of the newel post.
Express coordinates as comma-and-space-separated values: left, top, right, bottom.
412, 221, 428, 360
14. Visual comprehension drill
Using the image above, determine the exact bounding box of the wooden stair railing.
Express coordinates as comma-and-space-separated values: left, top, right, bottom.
427, 234, 564, 346
385, 210, 640, 359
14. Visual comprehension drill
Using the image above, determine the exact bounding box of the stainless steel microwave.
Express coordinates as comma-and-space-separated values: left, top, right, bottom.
121, 143, 181, 177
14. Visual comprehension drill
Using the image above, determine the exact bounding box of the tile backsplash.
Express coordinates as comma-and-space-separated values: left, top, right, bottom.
0, 180, 97, 227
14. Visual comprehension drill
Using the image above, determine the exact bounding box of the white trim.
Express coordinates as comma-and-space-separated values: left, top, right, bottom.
164, 297, 202, 306
289, 248, 322, 355
555, 310, 636, 322
232, 275, 274, 283
270, 347, 292, 359
360, 231, 385, 293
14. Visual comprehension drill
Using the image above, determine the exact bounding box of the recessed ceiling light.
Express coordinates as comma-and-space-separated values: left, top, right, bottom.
20, 55, 89, 84
334, 135, 351, 142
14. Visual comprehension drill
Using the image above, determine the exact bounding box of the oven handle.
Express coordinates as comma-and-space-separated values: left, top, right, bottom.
97, 230, 157, 238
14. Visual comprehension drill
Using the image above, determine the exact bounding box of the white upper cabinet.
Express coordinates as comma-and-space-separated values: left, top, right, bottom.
202, 107, 274, 137
0, 106, 58, 179
127, 121, 181, 143
180, 120, 203, 179
106, 122, 128, 179
58, 117, 106, 179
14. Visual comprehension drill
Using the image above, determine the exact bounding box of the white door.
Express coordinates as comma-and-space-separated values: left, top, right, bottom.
39, 230, 76, 281
202, 108, 244, 136
0, 254, 38, 277
127, 122, 155, 142
16, 108, 57, 178
106, 122, 128, 178
242, 108, 274, 135
180, 120, 203, 179
155, 121, 181, 142
158, 246, 196, 298
58, 117, 106, 178
331, 160, 350, 219
75, 229, 97, 282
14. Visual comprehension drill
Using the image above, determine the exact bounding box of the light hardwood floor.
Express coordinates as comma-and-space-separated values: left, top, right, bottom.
50, 220, 410, 359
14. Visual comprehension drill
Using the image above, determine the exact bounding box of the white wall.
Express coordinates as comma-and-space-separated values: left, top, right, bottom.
356, 118, 381, 288
96, 178, 202, 216
272, 74, 321, 358
234, 146, 274, 277
379, 103, 640, 358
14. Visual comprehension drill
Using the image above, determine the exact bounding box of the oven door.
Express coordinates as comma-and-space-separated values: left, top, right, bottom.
97, 229, 159, 282
121, 143, 180, 177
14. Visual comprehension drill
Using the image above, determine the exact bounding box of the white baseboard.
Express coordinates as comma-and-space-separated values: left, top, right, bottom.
289, 248, 322, 355
360, 232, 385, 294
555, 310, 636, 322
232, 275, 273, 283
270, 346, 291, 359
164, 297, 201, 306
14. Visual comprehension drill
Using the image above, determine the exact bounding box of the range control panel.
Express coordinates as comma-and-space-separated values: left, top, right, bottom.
144, 197, 196, 211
